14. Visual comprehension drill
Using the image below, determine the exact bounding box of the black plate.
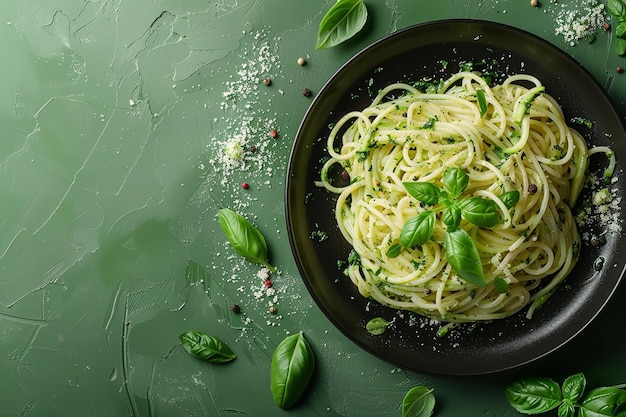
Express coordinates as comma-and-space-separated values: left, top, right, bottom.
285, 20, 626, 375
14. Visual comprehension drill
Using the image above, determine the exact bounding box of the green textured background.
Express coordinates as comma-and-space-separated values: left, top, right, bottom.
1, 1, 624, 416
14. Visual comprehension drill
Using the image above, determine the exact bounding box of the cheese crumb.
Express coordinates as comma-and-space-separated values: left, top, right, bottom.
224, 138, 244, 162
593, 188, 612, 206
257, 267, 271, 280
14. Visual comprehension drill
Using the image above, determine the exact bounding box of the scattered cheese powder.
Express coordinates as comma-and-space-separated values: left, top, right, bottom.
208, 30, 283, 191
554, 0, 607, 46
577, 170, 623, 240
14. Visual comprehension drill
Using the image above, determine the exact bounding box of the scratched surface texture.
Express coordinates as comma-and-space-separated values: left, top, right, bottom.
1, 1, 625, 416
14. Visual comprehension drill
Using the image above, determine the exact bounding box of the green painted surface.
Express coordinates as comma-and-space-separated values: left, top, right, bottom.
1, 1, 624, 416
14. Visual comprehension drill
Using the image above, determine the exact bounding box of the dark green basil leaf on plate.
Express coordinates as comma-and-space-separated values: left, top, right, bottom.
476, 89, 488, 117
366, 317, 390, 335
386, 243, 402, 258
442, 166, 469, 200
459, 197, 500, 228
403, 182, 441, 205
442, 204, 461, 232
443, 228, 486, 287
400, 210, 435, 248
499, 190, 520, 209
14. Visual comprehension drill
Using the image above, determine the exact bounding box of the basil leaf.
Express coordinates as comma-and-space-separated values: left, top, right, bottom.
442, 167, 469, 199
494, 277, 508, 294
271, 332, 316, 409
442, 205, 461, 232
179, 330, 236, 363
316, 0, 368, 50
459, 197, 500, 228
617, 22, 626, 39
403, 182, 441, 205
558, 401, 575, 417
616, 38, 626, 56
366, 317, 390, 335
386, 243, 402, 258
476, 89, 488, 117
400, 211, 435, 248
218, 208, 277, 272
608, 0, 626, 22
579, 386, 626, 417
499, 190, 520, 209
402, 386, 436, 417
505, 377, 562, 415
562, 373, 586, 403
443, 229, 486, 287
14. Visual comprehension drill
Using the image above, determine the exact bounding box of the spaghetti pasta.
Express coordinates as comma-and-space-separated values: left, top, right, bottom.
318, 71, 590, 323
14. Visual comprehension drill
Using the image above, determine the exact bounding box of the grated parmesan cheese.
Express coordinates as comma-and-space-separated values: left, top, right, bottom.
553, 0, 607, 46
593, 188, 612, 206
223, 137, 245, 163
206, 29, 284, 212
576, 170, 623, 238
256, 267, 271, 280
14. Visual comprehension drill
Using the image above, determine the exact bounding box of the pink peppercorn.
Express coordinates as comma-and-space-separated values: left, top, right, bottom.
264, 279, 273, 288
269, 129, 278, 138
242, 182, 250, 189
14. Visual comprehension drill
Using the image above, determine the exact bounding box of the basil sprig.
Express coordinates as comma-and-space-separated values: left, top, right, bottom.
271, 332, 316, 409
179, 330, 236, 363
402, 386, 436, 417
218, 208, 277, 272
316, 0, 368, 50
505, 373, 626, 416
399, 167, 519, 287
608, 0, 626, 55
